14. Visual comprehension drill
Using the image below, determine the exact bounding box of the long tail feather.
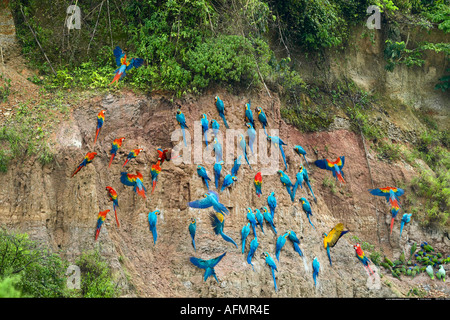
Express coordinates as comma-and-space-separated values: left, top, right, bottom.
390, 217, 395, 235
109, 154, 115, 168
94, 128, 100, 145
326, 246, 332, 266
152, 180, 157, 194
220, 114, 229, 129
182, 127, 187, 147
122, 159, 129, 167
109, 71, 122, 85
271, 268, 278, 292
95, 227, 101, 241
221, 232, 237, 248
71, 165, 84, 178
114, 207, 120, 228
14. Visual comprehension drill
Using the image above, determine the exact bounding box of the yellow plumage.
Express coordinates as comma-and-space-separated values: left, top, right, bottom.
323, 223, 346, 248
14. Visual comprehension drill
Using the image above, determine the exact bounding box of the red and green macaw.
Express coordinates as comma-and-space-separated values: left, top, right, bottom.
120, 171, 147, 199
109, 137, 125, 167
157, 148, 170, 165
71, 152, 97, 178
354, 243, 375, 275
151, 160, 162, 194
314, 156, 346, 184
110, 46, 144, 85
95, 209, 110, 241
122, 148, 143, 167
105, 186, 120, 227
368, 187, 405, 208
322, 223, 349, 266
254, 172, 262, 198
94, 110, 106, 145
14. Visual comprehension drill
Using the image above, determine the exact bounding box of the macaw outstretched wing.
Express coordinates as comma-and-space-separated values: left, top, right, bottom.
113, 46, 125, 66
190, 252, 227, 270
126, 58, 144, 71
188, 197, 212, 209
315, 156, 345, 171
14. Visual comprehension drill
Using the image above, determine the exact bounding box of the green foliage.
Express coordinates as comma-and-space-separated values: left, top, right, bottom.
0, 73, 12, 102
422, 2, 450, 33
435, 67, 450, 92
0, 276, 23, 298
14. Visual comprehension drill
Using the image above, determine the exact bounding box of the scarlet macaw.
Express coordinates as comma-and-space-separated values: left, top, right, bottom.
71, 152, 97, 177
94, 110, 106, 145
105, 186, 120, 227
109, 137, 125, 168
368, 187, 405, 208
254, 172, 262, 198
354, 243, 375, 275
314, 156, 346, 184
120, 171, 146, 199
110, 46, 144, 85
95, 209, 110, 241
389, 203, 400, 235
157, 148, 170, 165
151, 161, 162, 194
322, 223, 349, 266
122, 148, 143, 167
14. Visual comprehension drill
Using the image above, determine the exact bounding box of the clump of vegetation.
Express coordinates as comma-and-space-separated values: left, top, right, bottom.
0, 73, 12, 102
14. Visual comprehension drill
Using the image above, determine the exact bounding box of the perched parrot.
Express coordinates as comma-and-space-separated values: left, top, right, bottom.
275, 232, 289, 262
210, 212, 237, 248
315, 156, 346, 184
246, 122, 256, 154
254, 172, 262, 198
105, 186, 120, 227
354, 243, 374, 275
287, 230, 303, 257
291, 169, 304, 202
400, 213, 412, 238
389, 203, 400, 235
110, 46, 144, 85
247, 238, 259, 271
245, 101, 255, 128
322, 223, 349, 266
436, 265, 446, 282
220, 174, 237, 193
312, 257, 320, 287
267, 135, 287, 171
267, 191, 277, 219
263, 252, 278, 292
254, 208, 265, 234
368, 187, 405, 208
213, 137, 223, 163
190, 252, 227, 283
214, 96, 229, 129
201, 113, 209, 149
176, 109, 189, 147
255, 106, 268, 134
426, 265, 434, 280
293, 145, 309, 166
213, 161, 224, 190
211, 119, 220, 136
94, 109, 106, 145
95, 209, 110, 241
239, 134, 252, 169
262, 206, 277, 235
188, 190, 229, 215
241, 222, 251, 254
189, 218, 197, 251
120, 171, 146, 199
277, 170, 294, 201
109, 137, 125, 167
197, 165, 211, 190
302, 166, 317, 203
157, 148, 171, 165
150, 161, 162, 194
420, 242, 435, 253
299, 197, 315, 230
231, 156, 242, 177
148, 210, 161, 245
71, 152, 97, 178
246, 208, 258, 237
122, 148, 143, 167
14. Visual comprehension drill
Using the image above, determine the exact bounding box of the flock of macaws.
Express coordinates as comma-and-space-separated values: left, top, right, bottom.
69, 46, 431, 294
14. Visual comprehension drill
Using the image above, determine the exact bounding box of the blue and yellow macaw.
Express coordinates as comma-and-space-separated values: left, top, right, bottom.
255, 106, 268, 134
241, 222, 251, 254
188, 190, 229, 215
213, 161, 224, 190
148, 210, 161, 245
312, 257, 320, 287
369, 187, 405, 208
201, 113, 209, 149
293, 145, 309, 166
291, 168, 305, 202
231, 156, 242, 177
189, 218, 197, 251
211, 119, 220, 136
315, 156, 346, 184
197, 165, 211, 190
299, 197, 315, 230
275, 232, 289, 262
245, 101, 255, 128
220, 174, 237, 193
246, 122, 256, 154
246, 207, 258, 237
267, 191, 277, 219
110, 46, 144, 85
287, 230, 303, 257
120, 171, 147, 199
190, 252, 227, 283
210, 212, 237, 248
400, 213, 412, 238
353, 243, 374, 275
262, 206, 277, 235
277, 170, 294, 201
301, 166, 317, 203
247, 238, 259, 271
239, 134, 252, 169
267, 135, 288, 171
214, 96, 230, 129
94, 109, 106, 145
213, 137, 223, 163
176, 109, 189, 147
322, 223, 349, 266
254, 172, 262, 198
263, 252, 278, 292
254, 208, 265, 234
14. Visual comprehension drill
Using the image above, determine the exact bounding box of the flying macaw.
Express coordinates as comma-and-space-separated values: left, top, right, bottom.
302, 166, 317, 203
231, 156, 242, 177
71, 152, 97, 177
262, 206, 277, 235
267, 191, 277, 219
197, 165, 211, 190
120, 171, 146, 199
400, 213, 412, 238
247, 238, 259, 271
254, 172, 262, 198
241, 223, 251, 254
239, 134, 252, 169
220, 174, 237, 193
213, 137, 223, 163
122, 148, 143, 167
157, 148, 171, 165
293, 145, 309, 166
263, 252, 278, 292
105, 186, 120, 227
201, 113, 209, 149
277, 170, 294, 201
211, 119, 220, 136
189, 217, 197, 251
389, 203, 400, 235
245, 101, 255, 128
109, 137, 125, 168
176, 109, 189, 147
287, 230, 303, 257
299, 197, 315, 230
214, 96, 229, 129
94, 109, 106, 145
151, 161, 162, 194
322, 223, 349, 266
213, 161, 224, 190
254, 208, 265, 234
246, 207, 258, 237
148, 210, 161, 245
190, 252, 227, 283
210, 212, 237, 248
188, 190, 229, 215
95, 209, 110, 241
368, 187, 405, 208
246, 122, 256, 154
267, 135, 288, 171
275, 232, 289, 262
354, 243, 375, 275
315, 156, 346, 184
255, 106, 268, 134
110, 46, 144, 85
312, 257, 320, 287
